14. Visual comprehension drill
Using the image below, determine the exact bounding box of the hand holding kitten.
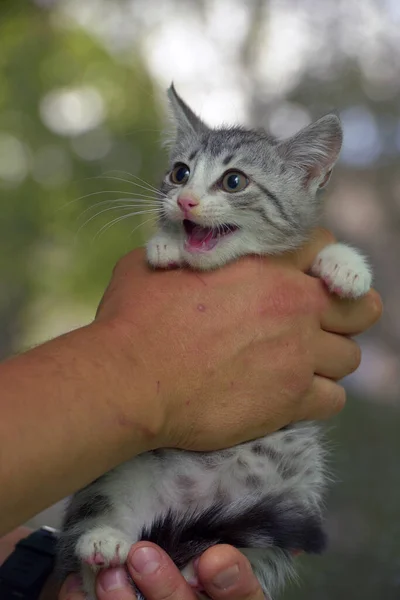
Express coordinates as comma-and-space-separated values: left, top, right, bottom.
58, 544, 268, 600
95, 229, 381, 453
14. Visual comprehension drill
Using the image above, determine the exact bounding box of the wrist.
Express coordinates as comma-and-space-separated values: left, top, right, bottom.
0, 321, 164, 533
0, 527, 32, 564
93, 318, 167, 453
0, 527, 59, 600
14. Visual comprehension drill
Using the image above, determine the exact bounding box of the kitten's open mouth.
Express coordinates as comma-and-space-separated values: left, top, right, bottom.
183, 219, 238, 253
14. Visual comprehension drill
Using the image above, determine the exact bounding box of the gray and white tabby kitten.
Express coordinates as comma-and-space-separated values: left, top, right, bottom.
58, 85, 372, 599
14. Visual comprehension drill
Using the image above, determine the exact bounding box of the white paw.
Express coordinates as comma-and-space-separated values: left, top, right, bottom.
146, 232, 182, 268
76, 526, 131, 569
311, 243, 372, 299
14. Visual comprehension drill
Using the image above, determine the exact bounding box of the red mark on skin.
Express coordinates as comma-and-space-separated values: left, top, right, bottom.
185, 399, 191, 406
194, 272, 207, 286
116, 413, 156, 440
117, 415, 134, 428
156, 380, 160, 394
197, 304, 206, 312
230, 381, 235, 388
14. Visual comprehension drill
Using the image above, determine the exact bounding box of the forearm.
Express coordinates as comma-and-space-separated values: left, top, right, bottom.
0, 322, 159, 536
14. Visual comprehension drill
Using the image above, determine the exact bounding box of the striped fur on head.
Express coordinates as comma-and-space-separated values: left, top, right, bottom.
157, 84, 342, 271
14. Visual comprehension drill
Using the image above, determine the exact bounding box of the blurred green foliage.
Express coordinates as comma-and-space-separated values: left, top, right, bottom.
0, 0, 164, 356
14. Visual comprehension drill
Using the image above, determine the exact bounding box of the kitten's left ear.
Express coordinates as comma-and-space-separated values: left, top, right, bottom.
167, 83, 208, 138
277, 115, 343, 190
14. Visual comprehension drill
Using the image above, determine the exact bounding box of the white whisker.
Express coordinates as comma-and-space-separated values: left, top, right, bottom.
77, 207, 159, 241
94, 213, 156, 242
78, 198, 161, 219
103, 170, 162, 195
95, 175, 168, 199
129, 216, 158, 237
58, 190, 162, 212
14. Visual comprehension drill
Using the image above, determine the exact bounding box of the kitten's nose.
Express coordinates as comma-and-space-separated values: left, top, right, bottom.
177, 196, 199, 214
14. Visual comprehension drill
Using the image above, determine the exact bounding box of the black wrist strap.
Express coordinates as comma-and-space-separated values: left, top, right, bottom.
0, 527, 58, 600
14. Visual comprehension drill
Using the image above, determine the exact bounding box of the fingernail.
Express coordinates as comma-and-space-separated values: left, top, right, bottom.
212, 564, 240, 590
130, 546, 162, 575
99, 567, 128, 591
66, 574, 83, 592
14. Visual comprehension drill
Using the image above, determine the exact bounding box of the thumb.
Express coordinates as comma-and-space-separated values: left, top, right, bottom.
57, 575, 84, 600
197, 545, 268, 600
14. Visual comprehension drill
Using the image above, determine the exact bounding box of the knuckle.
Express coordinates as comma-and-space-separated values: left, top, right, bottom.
112, 254, 129, 278
344, 340, 361, 375
367, 289, 383, 325
330, 383, 347, 415
351, 342, 362, 371
315, 227, 336, 246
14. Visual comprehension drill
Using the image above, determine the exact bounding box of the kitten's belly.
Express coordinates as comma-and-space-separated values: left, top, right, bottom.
105, 422, 324, 539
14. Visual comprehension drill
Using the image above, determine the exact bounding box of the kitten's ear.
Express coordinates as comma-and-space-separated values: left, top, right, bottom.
167, 83, 208, 138
277, 115, 343, 189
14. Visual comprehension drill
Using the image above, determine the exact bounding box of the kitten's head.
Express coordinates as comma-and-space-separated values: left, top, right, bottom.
159, 84, 342, 270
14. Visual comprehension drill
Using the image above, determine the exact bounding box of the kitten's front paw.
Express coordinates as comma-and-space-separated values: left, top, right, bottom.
311, 243, 372, 299
146, 232, 183, 268
76, 526, 131, 568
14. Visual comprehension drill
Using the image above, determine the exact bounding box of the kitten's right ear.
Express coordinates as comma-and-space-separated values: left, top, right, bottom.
167, 83, 208, 139
277, 115, 343, 190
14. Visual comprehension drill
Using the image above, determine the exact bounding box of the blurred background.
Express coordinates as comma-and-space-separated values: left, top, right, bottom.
1, 0, 399, 597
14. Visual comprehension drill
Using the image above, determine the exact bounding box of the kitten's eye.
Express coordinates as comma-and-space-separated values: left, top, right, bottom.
220, 171, 248, 193
170, 163, 190, 185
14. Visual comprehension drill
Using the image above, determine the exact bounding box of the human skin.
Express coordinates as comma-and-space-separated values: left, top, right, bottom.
0, 229, 382, 535
0, 529, 269, 600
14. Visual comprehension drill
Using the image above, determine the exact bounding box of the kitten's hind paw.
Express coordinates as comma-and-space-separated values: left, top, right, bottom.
311, 243, 372, 299
76, 526, 131, 568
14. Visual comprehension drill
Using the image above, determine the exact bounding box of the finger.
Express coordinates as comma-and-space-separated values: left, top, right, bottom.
320, 288, 382, 335
96, 567, 136, 599
127, 543, 198, 600
296, 375, 346, 422
314, 332, 361, 380
58, 575, 84, 600
279, 228, 336, 271
197, 545, 267, 600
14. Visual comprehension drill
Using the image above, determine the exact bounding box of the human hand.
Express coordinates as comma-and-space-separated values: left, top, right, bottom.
95, 228, 382, 453
60, 543, 268, 600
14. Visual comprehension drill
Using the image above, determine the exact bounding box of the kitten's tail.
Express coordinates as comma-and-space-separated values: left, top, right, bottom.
138, 494, 326, 570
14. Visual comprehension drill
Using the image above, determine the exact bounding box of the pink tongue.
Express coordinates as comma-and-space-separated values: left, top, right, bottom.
186, 225, 218, 252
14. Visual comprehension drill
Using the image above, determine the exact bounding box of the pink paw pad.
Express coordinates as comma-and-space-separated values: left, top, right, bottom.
322, 275, 333, 286
332, 286, 343, 295
85, 552, 106, 566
